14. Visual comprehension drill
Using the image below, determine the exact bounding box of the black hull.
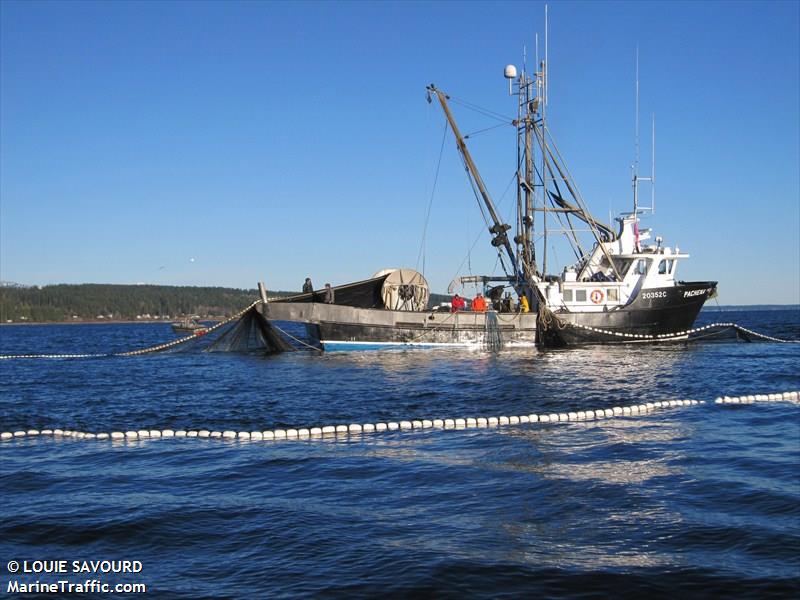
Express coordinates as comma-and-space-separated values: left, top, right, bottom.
544, 281, 717, 346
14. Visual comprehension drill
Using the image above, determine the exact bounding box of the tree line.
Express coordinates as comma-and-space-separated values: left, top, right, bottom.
0, 284, 270, 323
0, 284, 454, 323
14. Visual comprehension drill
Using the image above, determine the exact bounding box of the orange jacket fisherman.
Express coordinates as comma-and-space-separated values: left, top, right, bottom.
472, 293, 487, 312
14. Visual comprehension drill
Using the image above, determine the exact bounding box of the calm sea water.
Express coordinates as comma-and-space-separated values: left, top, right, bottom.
1, 309, 799, 598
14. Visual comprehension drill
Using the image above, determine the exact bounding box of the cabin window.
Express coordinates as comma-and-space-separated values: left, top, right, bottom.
576, 289, 587, 302
563, 289, 573, 302
607, 288, 619, 302
635, 259, 648, 275
612, 257, 634, 278
658, 259, 674, 275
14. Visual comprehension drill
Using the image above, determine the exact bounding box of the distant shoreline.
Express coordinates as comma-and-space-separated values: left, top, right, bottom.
0, 319, 221, 327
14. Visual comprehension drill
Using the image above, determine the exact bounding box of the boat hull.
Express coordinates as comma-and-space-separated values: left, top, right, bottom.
546, 281, 717, 345
259, 301, 538, 348
171, 324, 208, 335
258, 281, 715, 349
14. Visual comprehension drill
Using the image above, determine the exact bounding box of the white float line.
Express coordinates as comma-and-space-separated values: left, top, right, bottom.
0, 300, 264, 360
570, 322, 799, 343
731, 325, 800, 344
2, 391, 798, 444
571, 322, 734, 341
5, 313, 795, 361
0, 353, 110, 360
114, 300, 262, 356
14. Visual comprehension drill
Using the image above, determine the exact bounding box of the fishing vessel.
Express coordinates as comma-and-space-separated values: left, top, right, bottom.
258, 46, 715, 349
171, 316, 208, 335
425, 55, 716, 346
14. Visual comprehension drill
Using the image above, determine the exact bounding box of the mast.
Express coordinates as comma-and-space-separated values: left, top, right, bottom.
524, 80, 534, 271
428, 8, 625, 300
633, 45, 640, 218
515, 60, 535, 279
507, 54, 540, 287
542, 3, 549, 276
510, 27, 621, 281
632, 47, 656, 225
514, 57, 525, 273
426, 85, 520, 279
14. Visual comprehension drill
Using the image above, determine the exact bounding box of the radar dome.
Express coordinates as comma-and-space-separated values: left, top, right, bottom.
504, 65, 517, 79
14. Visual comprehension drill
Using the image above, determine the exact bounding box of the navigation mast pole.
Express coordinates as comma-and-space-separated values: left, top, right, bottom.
511, 53, 537, 287
514, 58, 525, 274
541, 3, 549, 279
633, 45, 639, 219
632, 48, 655, 218
651, 114, 656, 211
520, 73, 534, 274
523, 65, 534, 277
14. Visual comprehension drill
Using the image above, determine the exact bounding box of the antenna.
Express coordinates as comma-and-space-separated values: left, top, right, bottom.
541, 3, 550, 275
651, 112, 656, 212
523, 44, 527, 74
632, 45, 656, 214
635, 45, 640, 180
544, 4, 549, 106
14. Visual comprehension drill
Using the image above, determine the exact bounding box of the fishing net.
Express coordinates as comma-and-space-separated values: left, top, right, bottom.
206, 306, 295, 353
484, 311, 504, 351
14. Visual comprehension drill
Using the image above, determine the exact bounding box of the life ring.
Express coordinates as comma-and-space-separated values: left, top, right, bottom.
590, 289, 604, 304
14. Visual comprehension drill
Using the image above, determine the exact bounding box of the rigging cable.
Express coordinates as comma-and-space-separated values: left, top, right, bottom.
458, 150, 520, 279
544, 124, 613, 240
464, 121, 513, 139
532, 127, 588, 260
449, 96, 514, 124
415, 120, 450, 275
448, 169, 518, 291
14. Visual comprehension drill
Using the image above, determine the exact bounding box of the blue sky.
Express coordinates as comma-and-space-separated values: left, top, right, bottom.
1, 0, 798, 304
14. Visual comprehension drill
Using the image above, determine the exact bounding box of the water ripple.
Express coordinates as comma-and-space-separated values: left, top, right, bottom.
1, 310, 799, 597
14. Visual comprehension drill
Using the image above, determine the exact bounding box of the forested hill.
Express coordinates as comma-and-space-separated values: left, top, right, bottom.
0, 284, 265, 323
1, 284, 454, 323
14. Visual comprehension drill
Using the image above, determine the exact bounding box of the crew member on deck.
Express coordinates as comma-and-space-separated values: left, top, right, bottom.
472, 293, 487, 312
519, 295, 530, 313
502, 293, 513, 313
489, 286, 503, 311
451, 294, 466, 313
323, 283, 335, 304
302, 278, 314, 293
